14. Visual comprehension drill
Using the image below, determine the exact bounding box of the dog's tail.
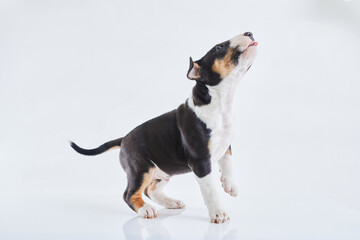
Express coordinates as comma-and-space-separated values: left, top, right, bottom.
70, 137, 123, 156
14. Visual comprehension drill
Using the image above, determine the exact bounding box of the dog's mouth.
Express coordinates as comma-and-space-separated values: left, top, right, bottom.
247, 41, 258, 48
239, 41, 258, 54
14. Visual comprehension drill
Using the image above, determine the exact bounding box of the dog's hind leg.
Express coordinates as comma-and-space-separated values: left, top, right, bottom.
145, 178, 186, 209
123, 167, 159, 218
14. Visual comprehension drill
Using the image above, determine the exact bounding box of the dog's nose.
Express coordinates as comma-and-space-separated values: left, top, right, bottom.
244, 32, 254, 41
244, 32, 253, 37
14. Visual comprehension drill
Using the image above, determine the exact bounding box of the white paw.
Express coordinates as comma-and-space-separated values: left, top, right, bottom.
220, 177, 238, 197
137, 203, 158, 219
209, 208, 230, 224
164, 198, 186, 209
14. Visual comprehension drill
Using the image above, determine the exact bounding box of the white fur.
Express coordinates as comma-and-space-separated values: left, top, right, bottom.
196, 172, 230, 223
147, 165, 185, 209
230, 34, 253, 52
188, 68, 245, 163
148, 179, 186, 209
152, 166, 170, 181
218, 154, 238, 197
137, 203, 158, 218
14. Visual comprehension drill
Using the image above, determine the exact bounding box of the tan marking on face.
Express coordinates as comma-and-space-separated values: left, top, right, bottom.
208, 141, 212, 152
212, 49, 236, 79
130, 168, 155, 211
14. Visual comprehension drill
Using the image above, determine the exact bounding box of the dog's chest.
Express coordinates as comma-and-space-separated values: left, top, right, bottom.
188, 96, 236, 163
188, 73, 241, 163
208, 112, 234, 163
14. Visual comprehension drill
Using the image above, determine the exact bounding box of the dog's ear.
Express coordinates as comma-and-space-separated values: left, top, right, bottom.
187, 57, 201, 80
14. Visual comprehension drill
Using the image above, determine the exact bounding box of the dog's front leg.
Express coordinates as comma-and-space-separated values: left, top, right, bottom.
192, 163, 230, 223
218, 146, 238, 197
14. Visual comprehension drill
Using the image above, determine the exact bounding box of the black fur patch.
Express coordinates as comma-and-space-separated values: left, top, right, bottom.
114, 101, 212, 178
192, 81, 211, 106
70, 138, 122, 155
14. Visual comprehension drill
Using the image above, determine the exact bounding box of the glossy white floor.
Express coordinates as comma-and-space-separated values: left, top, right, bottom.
1, 192, 360, 239
1, 0, 360, 239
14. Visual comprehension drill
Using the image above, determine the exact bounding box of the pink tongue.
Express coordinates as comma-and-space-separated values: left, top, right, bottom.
250, 41, 258, 46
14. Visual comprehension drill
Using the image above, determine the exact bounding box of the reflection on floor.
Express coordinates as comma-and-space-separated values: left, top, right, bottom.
122, 209, 237, 240
1, 194, 360, 239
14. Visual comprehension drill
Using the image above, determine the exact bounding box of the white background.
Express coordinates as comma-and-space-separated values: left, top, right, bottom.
1, 0, 360, 239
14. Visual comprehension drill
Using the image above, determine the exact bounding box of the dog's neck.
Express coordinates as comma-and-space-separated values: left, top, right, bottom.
190, 69, 244, 111
188, 69, 245, 127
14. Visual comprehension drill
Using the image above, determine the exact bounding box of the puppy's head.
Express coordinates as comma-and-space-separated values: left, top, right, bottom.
187, 32, 257, 86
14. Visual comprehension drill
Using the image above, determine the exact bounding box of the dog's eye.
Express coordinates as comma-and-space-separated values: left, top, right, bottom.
215, 45, 223, 52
